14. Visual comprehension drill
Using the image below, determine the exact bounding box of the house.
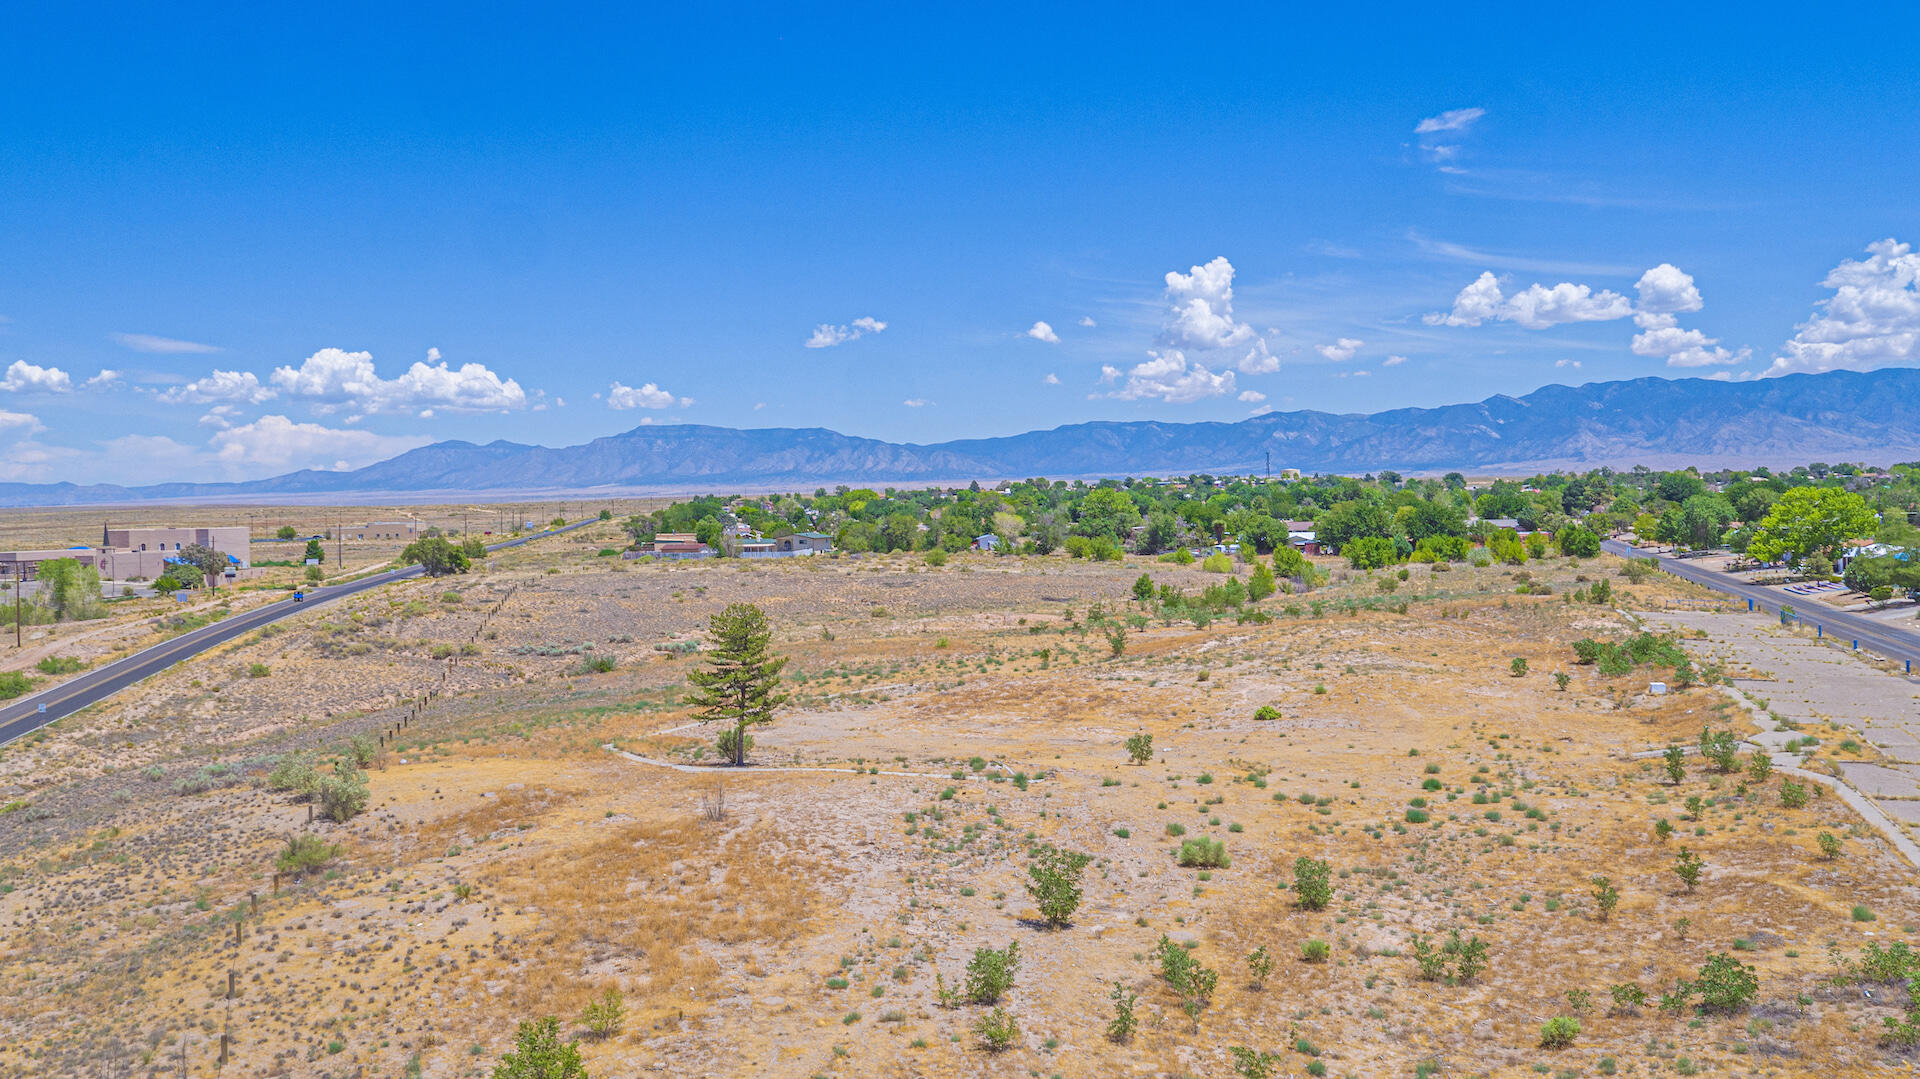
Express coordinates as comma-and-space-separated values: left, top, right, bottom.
1286, 531, 1322, 556
775, 532, 834, 555
722, 521, 758, 539
736, 540, 777, 557
1277, 468, 1302, 482
974, 534, 999, 552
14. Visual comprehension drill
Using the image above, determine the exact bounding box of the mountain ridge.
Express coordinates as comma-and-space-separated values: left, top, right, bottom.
5, 368, 1916, 507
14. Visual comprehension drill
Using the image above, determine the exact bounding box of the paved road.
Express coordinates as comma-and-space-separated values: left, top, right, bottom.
1603, 538, 1920, 668
0, 518, 598, 747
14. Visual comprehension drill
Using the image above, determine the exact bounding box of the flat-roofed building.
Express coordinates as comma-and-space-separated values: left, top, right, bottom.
104, 526, 250, 567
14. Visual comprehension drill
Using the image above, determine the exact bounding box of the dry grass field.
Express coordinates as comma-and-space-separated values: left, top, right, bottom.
3, 519, 1917, 1078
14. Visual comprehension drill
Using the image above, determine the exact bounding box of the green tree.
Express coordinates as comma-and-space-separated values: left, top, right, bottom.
1272, 546, 1310, 581
1557, 524, 1602, 558
461, 537, 488, 561
1025, 845, 1092, 927
1746, 486, 1877, 566
1075, 487, 1141, 540
37, 558, 104, 621
399, 536, 471, 576
492, 1017, 587, 1079
1139, 509, 1181, 553
176, 543, 229, 588
1247, 561, 1276, 601
1663, 744, 1687, 784
1344, 536, 1397, 569
275, 524, 298, 540
304, 538, 326, 562
686, 603, 789, 766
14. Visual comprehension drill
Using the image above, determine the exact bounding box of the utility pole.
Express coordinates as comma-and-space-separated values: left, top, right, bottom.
336, 518, 343, 568
1265, 450, 1270, 481
12, 562, 20, 648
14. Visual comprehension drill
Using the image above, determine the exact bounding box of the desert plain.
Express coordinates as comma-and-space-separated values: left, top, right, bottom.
3, 515, 1919, 1078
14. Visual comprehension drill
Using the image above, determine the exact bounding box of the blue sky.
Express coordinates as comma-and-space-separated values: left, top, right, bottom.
3, 5, 1918, 485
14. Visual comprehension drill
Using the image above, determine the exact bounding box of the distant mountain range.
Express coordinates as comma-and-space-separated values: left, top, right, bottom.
6, 367, 1917, 507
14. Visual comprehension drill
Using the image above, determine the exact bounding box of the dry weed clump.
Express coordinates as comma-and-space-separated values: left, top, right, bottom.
487, 818, 821, 1026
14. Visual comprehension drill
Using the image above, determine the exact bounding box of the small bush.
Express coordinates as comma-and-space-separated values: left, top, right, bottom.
580, 988, 625, 1040
1253, 704, 1281, 722
964, 942, 1020, 1004
1539, 1015, 1580, 1048
1300, 939, 1330, 963
276, 834, 340, 877
974, 1007, 1018, 1051
1292, 856, 1333, 910
1177, 837, 1230, 868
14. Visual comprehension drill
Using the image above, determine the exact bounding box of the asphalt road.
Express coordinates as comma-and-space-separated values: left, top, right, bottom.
1603, 538, 1920, 669
0, 518, 598, 747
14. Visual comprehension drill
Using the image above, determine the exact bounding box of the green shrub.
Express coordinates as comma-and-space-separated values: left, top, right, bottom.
1539, 1015, 1580, 1048
1177, 838, 1230, 868
1106, 980, 1138, 1042
1300, 939, 1330, 963
0, 671, 34, 700
1693, 952, 1758, 1012
35, 656, 86, 675
974, 1007, 1018, 1051
1153, 935, 1219, 1019
492, 1016, 585, 1079
246, 662, 271, 678
1253, 704, 1281, 722
964, 942, 1019, 1004
580, 988, 625, 1040
1817, 831, 1843, 860
1292, 856, 1333, 910
1201, 552, 1234, 573
1125, 732, 1153, 763
275, 834, 340, 877
1025, 844, 1092, 927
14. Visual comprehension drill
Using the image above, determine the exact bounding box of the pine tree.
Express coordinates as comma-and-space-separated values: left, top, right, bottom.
686, 603, 789, 766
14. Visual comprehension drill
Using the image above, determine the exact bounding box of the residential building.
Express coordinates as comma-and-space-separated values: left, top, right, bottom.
775, 532, 834, 555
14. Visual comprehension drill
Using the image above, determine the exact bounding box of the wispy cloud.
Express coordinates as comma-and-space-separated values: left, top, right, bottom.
111, 332, 221, 354
1406, 229, 1640, 277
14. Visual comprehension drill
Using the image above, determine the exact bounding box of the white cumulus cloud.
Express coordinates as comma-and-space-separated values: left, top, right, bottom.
270, 348, 528, 414
1161, 256, 1256, 350
84, 369, 121, 388
805, 316, 887, 348
1766, 238, 1920, 377
1237, 389, 1266, 403
1101, 350, 1236, 404
1634, 264, 1704, 317
1425, 272, 1632, 329
1316, 337, 1363, 362
1078, 316, 1097, 327
1555, 359, 1583, 369
1026, 320, 1060, 343
1382, 355, 1408, 367
1238, 339, 1280, 374
607, 381, 691, 410
1, 360, 73, 394
160, 369, 276, 405
1042, 373, 1060, 385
